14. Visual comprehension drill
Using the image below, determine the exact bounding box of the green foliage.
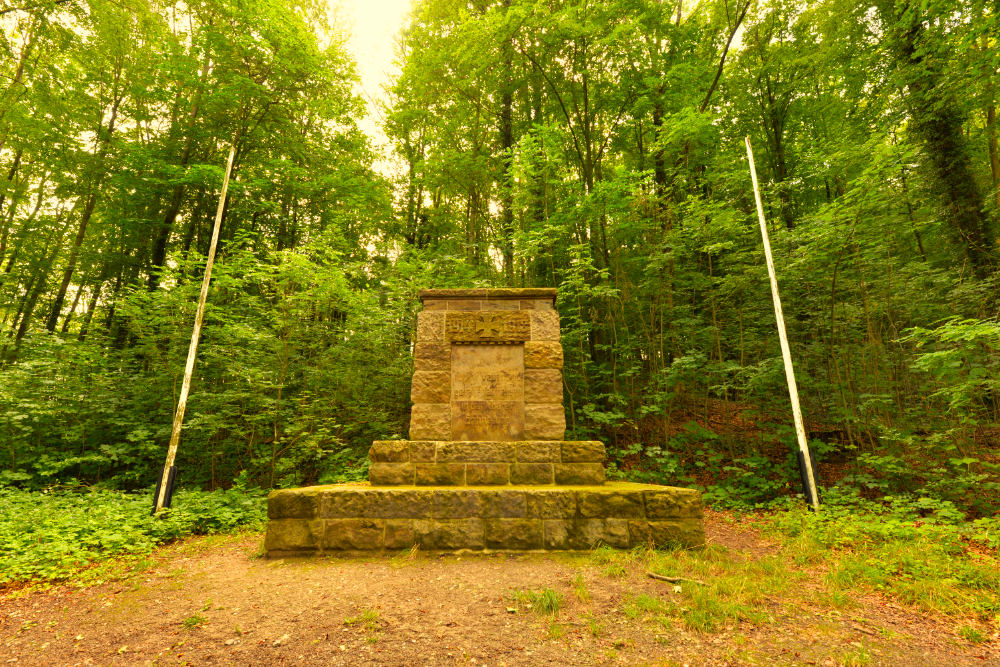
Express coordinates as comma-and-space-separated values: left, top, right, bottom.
512, 588, 563, 616
0, 487, 265, 585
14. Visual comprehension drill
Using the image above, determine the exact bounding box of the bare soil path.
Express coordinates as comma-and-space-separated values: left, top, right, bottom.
2, 512, 996, 666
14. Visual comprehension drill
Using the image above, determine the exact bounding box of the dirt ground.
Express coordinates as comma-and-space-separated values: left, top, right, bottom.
2, 512, 997, 666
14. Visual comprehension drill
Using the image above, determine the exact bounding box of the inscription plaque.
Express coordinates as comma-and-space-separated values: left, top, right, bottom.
450, 345, 525, 440
445, 312, 530, 344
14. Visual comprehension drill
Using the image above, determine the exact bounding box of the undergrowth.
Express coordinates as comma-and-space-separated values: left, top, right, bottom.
0, 486, 266, 586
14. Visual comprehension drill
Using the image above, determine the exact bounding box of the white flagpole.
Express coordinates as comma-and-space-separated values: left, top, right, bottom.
744, 136, 820, 512
155, 145, 236, 513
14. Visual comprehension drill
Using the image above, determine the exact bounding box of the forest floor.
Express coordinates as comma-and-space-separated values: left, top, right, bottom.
1, 510, 996, 667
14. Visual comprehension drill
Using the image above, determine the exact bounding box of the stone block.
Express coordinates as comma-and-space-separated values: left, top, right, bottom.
525, 491, 577, 518
466, 463, 510, 485
524, 405, 566, 440
524, 369, 563, 404
483, 300, 519, 311
384, 520, 415, 549
268, 489, 323, 519
515, 441, 560, 462
433, 489, 483, 518
322, 489, 377, 517
369, 489, 433, 519
416, 311, 445, 342
323, 519, 384, 550
409, 404, 450, 440
415, 463, 465, 486
369, 463, 414, 486
265, 519, 320, 552
414, 519, 484, 550
408, 441, 437, 462
485, 519, 543, 550
644, 488, 703, 519
528, 310, 560, 341
420, 299, 448, 310
602, 519, 631, 548
560, 441, 606, 463
451, 401, 524, 441
554, 463, 605, 485
480, 490, 527, 517
542, 519, 604, 550
369, 441, 409, 463
519, 299, 553, 311
411, 371, 451, 404
447, 299, 482, 311
437, 441, 516, 462
414, 343, 451, 371
446, 312, 530, 344
644, 520, 706, 549
578, 490, 645, 518
523, 341, 563, 369
511, 463, 554, 485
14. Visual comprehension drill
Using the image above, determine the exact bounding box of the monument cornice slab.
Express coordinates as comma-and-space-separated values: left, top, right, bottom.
419, 288, 557, 301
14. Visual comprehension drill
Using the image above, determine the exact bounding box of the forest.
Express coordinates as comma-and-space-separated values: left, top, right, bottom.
1, 0, 998, 516
3, 1, 1000, 659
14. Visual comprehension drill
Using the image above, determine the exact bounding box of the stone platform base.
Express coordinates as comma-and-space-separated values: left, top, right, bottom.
265, 482, 704, 557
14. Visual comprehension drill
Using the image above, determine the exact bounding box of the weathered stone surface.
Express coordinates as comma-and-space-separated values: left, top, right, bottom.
523, 341, 563, 368
369, 441, 409, 463
436, 441, 516, 462
644, 488, 703, 519
561, 441, 606, 463
446, 312, 531, 344
415, 463, 465, 486
411, 371, 451, 404
519, 299, 553, 311
322, 518, 384, 550
416, 311, 445, 342
413, 343, 451, 371
465, 463, 510, 485
420, 299, 449, 310
511, 463, 554, 485
529, 310, 560, 341
409, 404, 450, 440
414, 519, 485, 550
543, 519, 604, 550
447, 299, 482, 311
369, 490, 433, 518
578, 490, 645, 518
631, 520, 705, 548
602, 519, 631, 548
524, 369, 563, 404
483, 300, 519, 311
369, 463, 414, 486
554, 463, 605, 485
485, 519, 542, 549
515, 441, 560, 462
264, 482, 705, 555
451, 401, 524, 441
408, 441, 437, 462
433, 489, 483, 518
268, 489, 323, 519
420, 288, 557, 300
525, 491, 577, 518
524, 404, 566, 440
384, 520, 415, 549
480, 490, 527, 517
265, 519, 321, 551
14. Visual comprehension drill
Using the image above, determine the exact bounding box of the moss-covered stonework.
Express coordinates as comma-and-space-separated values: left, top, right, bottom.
265, 482, 704, 556
264, 288, 705, 556
368, 440, 606, 486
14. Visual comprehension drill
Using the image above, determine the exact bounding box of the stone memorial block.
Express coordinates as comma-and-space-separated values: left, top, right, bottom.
266, 288, 705, 555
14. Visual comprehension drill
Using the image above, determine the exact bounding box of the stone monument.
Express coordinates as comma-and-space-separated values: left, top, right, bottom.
265, 288, 704, 555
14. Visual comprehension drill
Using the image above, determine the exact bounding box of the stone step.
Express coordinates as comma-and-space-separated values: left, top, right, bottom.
368, 440, 606, 486
264, 482, 704, 556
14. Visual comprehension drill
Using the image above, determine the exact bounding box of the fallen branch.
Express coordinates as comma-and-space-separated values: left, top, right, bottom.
646, 572, 706, 586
